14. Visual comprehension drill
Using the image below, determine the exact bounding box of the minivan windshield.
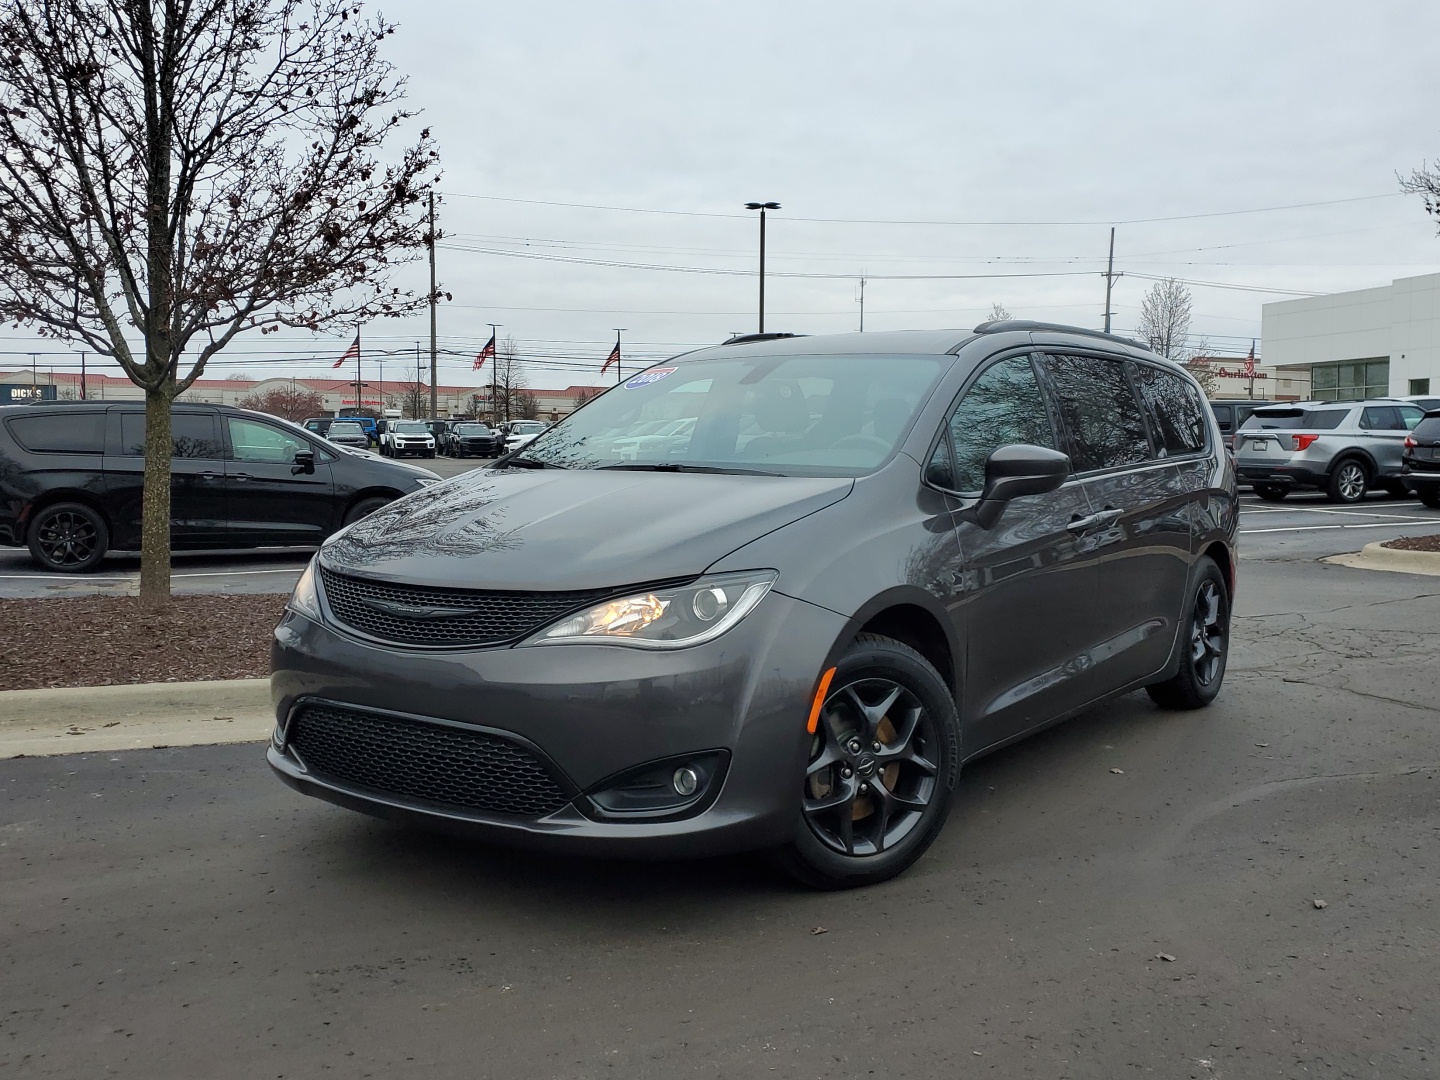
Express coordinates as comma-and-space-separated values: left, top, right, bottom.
516, 353, 950, 475
1240, 407, 1348, 431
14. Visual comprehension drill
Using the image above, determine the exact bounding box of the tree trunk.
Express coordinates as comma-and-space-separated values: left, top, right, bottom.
139, 387, 174, 609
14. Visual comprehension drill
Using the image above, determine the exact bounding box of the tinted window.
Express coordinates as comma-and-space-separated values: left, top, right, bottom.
1210, 404, 1232, 430
227, 416, 307, 463
1414, 416, 1440, 440
931, 355, 1057, 492
1240, 408, 1348, 431
7, 411, 106, 454
1360, 406, 1402, 430
1041, 354, 1151, 471
1134, 366, 1206, 455
120, 411, 223, 458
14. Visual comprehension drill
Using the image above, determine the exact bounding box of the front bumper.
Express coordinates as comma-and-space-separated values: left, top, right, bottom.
268, 588, 846, 857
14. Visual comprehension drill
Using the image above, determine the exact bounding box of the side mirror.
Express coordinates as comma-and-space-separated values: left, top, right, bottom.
292, 449, 316, 476
960, 444, 1070, 529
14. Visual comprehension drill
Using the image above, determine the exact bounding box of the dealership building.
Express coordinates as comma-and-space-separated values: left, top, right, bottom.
1262, 270, 1440, 401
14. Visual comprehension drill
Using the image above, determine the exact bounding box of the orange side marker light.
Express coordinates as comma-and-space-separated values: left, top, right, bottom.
806, 667, 837, 734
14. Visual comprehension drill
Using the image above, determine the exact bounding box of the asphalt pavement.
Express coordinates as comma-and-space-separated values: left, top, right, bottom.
4, 524, 1439, 1077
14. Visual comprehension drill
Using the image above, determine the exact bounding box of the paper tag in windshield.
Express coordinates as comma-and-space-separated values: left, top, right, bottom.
624, 368, 675, 389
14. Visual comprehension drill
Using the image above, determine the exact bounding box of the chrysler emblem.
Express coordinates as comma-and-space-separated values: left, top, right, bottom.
359, 597, 472, 620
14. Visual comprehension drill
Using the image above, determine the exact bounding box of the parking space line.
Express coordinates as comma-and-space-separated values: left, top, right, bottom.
1240, 520, 1440, 535
1239, 505, 1434, 521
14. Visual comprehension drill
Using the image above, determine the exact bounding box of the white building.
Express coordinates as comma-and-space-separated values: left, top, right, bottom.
1262, 270, 1440, 400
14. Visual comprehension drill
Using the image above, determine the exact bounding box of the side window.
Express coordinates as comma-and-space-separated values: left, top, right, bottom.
1132, 365, 1206, 456
7, 412, 106, 454
227, 416, 307, 464
120, 411, 224, 458
1399, 406, 1425, 430
1211, 404, 1232, 433
1360, 406, 1401, 431
1040, 353, 1151, 472
928, 354, 1057, 493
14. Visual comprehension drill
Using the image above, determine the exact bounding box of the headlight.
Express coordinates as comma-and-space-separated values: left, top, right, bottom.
287, 556, 322, 621
521, 570, 777, 649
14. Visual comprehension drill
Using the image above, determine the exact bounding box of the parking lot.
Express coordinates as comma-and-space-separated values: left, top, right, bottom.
3, 485, 1439, 1078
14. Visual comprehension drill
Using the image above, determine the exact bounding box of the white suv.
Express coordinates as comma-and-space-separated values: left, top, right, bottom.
382, 420, 436, 459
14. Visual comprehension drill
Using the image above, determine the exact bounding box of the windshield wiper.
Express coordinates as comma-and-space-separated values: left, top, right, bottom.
497, 455, 564, 469
598, 462, 783, 476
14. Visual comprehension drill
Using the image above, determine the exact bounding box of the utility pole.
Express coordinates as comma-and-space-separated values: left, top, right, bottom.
79, 352, 86, 400
1102, 227, 1122, 334
489, 323, 502, 426
428, 192, 439, 420
29, 352, 37, 388
857, 274, 866, 332
353, 323, 362, 413
613, 329, 627, 384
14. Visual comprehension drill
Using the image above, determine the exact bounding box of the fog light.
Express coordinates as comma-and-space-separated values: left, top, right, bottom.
672, 766, 699, 796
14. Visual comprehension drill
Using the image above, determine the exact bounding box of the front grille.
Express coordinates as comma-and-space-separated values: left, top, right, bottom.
320, 567, 616, 647
288, 702, 570, 818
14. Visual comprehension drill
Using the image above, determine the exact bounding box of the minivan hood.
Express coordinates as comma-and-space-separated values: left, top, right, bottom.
321, 469, 854, 590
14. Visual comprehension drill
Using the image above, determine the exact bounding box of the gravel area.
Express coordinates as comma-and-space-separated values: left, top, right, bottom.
0, 594, 286, 691
1380, 534, 1440, 553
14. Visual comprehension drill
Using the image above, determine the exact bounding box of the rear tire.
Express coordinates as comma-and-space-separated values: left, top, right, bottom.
27, 501, 109, 573
1252, 484, 1287, 502
343, 496, 392, 527
772, 633, 960, 890
1326, 458, 1369, 504
1146, 557, 1229, 711
1417, 485, 1440, 509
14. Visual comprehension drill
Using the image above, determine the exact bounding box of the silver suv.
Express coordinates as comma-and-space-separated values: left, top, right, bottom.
1236, 400, 1425, 503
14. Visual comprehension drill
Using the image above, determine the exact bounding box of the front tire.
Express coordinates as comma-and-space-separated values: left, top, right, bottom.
1146, 557, 1229, 710
342, 496, 392, 527
1327, 458, 1369, 504
773, 633, 959, 889
27, 501, 110, 573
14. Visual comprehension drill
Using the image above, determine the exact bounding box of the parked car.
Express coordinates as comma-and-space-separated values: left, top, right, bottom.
503, 420, 548, 454
1402, 410, 1440, 507
608, 416, 697, 460
1402, 394, 1440, 414
381, 420, 436, 458
1235, 399, 1425, 503
270, 321, 1236, 888
423, 419, 451, 446
444, 422, 501, 458
0, 402, 440, 572
337, 414, 379, 446
1207, 398, 1272, 452
325, 420, 370, 450
302, 417, 333, 439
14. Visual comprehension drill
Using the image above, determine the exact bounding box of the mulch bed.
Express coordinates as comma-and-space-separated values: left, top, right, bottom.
0, 594, 287, 691
1380, 534, 1440, 553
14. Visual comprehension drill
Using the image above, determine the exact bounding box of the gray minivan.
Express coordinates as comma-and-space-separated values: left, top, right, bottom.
270, 323, 1237, 888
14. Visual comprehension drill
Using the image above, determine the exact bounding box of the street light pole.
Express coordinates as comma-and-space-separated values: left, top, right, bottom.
745, 201, 780, 334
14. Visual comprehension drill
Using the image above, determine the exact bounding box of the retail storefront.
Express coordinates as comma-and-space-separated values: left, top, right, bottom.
1262, 271, 1440, 399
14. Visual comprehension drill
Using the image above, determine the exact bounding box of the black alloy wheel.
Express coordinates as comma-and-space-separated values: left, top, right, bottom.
775, 633, 959, 889
1146, 556, 1229, 710
27, 502, 109, 573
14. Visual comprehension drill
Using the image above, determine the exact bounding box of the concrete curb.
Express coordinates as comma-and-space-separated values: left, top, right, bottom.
0, 678, 272, 759
1324, 542, 1440, 577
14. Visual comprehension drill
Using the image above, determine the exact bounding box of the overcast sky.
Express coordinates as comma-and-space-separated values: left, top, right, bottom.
6, 0, 1440, 391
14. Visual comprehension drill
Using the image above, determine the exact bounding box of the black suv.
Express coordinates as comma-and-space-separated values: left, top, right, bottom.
270, 322, 1236, 888
0, 402, 440, 572
1403, 411, 1440, 507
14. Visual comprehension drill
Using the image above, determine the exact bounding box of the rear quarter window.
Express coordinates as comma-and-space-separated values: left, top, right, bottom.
1414, 416, 1440, 439
6, 412, 107, 454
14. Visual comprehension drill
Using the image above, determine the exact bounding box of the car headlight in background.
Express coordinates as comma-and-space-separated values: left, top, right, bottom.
522, 570, 777, 649
287, 556, 322, 621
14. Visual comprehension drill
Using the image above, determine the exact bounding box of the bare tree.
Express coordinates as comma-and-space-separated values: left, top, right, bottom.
237, 384, 325, 422
0, 0, 438, 605
571, 387, 600, 410
1136, 278, 1193, 361
515, 390, 540, 420
1402, 161, 1440, 233
397, 364, 426, 419
988, 302, 1013, 322
494, 335, 527, 423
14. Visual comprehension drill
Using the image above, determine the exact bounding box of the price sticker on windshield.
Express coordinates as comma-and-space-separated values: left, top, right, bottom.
624, 368, 675, 389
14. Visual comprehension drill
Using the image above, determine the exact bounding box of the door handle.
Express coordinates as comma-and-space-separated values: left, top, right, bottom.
233, 472, 252, 481
1067, 508, 1123, 534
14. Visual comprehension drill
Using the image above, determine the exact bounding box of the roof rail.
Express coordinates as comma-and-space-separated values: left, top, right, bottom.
973, 319, 1147, 351
721, 332, 804, 345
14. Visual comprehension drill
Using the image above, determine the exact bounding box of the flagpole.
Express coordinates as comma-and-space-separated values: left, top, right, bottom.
489, 323, 502, 426
613, 328, 626, 384
354, 322, 362, 414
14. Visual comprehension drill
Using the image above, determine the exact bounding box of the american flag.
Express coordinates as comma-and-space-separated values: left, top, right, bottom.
474, 333, 496, 371
601, 342, 621, 374
1243, 342, 1256, 378
333, 335, 360, 369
